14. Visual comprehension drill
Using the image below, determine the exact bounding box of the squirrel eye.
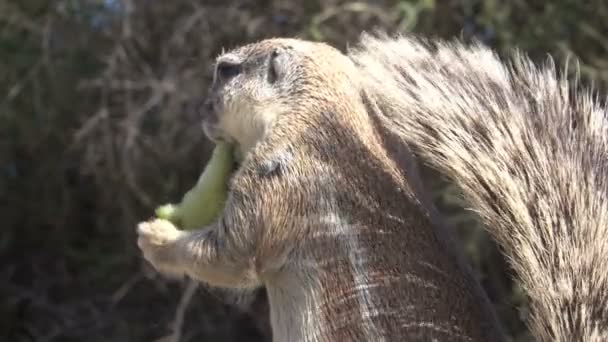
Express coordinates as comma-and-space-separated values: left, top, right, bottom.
216, 60, 241, 81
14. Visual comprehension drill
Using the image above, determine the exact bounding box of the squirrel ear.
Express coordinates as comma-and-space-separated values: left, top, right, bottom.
268, 47, 288, 84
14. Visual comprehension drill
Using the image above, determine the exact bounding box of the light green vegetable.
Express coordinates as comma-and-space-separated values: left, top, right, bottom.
155, 142, 234, 230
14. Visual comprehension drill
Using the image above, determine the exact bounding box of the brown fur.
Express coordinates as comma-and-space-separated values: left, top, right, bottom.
350, 32, 608, 341
137, 38, 504, 340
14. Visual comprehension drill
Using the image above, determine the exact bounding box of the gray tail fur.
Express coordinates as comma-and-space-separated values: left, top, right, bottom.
349, 32, 608, 341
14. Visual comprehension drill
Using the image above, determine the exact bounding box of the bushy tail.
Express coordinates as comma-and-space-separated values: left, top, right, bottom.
349, 32, 608, 341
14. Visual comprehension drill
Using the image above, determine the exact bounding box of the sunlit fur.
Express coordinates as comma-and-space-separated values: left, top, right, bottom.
350, 32, 608, 341
138, 37, 504, 341
141, 31, 608, 342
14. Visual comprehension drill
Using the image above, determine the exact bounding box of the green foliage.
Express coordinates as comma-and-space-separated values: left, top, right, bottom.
155, 142, 234, 230
2, 0, 606, 341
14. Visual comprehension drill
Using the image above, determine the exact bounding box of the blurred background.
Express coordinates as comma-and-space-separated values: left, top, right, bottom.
1, 0, 606, 341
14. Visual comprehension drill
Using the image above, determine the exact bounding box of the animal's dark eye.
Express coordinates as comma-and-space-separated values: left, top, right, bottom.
216, 60, 241, 81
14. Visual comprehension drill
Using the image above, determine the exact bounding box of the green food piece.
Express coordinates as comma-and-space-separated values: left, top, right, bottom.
155, 142, 234, 230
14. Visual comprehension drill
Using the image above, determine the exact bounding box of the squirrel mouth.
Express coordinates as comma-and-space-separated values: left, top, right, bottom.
200, 98, 221, 136
201, 121, 243, 168
202, 121, 223, 142
199, 98, 245, 165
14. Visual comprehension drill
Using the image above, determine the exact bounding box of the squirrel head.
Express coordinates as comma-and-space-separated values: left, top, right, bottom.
201, 38, 362, 160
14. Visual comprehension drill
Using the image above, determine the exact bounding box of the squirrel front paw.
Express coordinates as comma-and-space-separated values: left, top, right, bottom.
137, 218, 185, 277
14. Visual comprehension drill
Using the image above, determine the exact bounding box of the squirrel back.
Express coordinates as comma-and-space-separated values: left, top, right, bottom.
350, 32, 608, 341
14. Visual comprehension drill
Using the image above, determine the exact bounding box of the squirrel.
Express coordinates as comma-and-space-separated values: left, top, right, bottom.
137, 38, 505, 341
350, 32, 608, 341
137, 32, 608, 341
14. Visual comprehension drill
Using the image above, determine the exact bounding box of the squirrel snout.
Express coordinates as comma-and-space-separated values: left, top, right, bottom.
199, 98, 218, 120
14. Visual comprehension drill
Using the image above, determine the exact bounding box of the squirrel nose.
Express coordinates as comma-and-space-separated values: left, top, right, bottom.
204, 99, 214, 111
216, 60, 242, 81
200, 99, 215, 117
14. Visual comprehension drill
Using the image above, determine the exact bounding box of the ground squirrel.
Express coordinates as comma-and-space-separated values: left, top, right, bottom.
137, 37, 505, 341
137, 31, 608, 341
